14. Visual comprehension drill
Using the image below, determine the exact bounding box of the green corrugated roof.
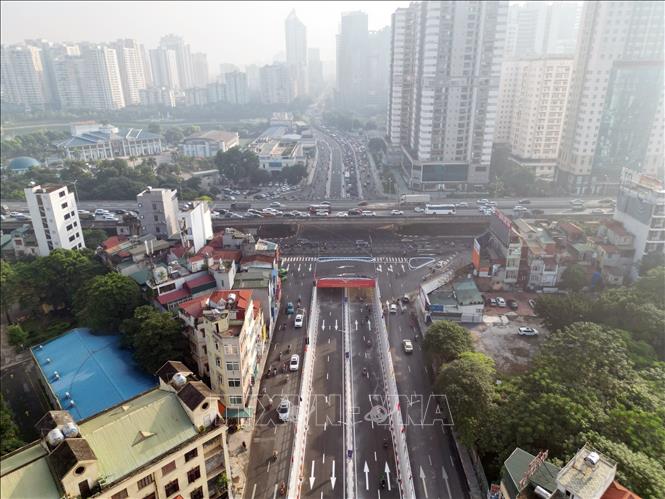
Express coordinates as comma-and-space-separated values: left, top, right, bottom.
129, 269, 152, 285
0, 234, 12, 249
79, 389, 197, 483
0, 444, 59, 499
502, 448, 560, 497
452, 279, 483, 305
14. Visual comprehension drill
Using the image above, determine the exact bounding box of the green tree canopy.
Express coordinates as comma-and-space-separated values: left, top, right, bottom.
82, 229, 109, 249
423, 320, 473, 365
639, 252, 665, 275
560, 264, 587, 291
7, 325, 28, 347
0, 395, 23, 455
75, 273, 142, 332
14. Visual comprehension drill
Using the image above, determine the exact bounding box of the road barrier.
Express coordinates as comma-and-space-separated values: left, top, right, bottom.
287, 286, 319, 499
373, 288, 416, 498
343, 291, 356, 499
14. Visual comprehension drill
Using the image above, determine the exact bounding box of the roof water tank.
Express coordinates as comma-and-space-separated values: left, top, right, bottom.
227, 293, 237, 304
172, 372, 187, 388
62, 422, 80, 438
534, 485, 552, 499
46, 428, 65, 447
584, 452, 600, 466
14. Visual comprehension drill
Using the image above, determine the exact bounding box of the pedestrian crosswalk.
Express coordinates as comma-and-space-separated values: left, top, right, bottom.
281, 256, 409, 263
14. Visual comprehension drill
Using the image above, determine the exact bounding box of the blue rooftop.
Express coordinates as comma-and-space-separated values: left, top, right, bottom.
32, 328, 156, 421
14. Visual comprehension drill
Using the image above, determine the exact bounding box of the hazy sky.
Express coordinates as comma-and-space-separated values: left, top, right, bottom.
1, 1, 410, 70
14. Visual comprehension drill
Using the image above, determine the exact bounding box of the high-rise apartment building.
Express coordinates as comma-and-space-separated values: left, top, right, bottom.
387, 1, 508, 190
223, 71, 248, 105
160, 34, 193, 90
556, 1, 665, 194
336, 11, 369, 109
495, 56, 573, 179
307, 48, 324, 97
52, 54, 85, 109
150, 48, 180, 90
285, 9, 308, 96
25, 184, 85, 256
112, 39, 146, 106
191, 52, 209, 88
137, 187, 179, 239
79, 44, 125, 110
140, 44, 153, 87
259, 63, 294, 104
25, 40, 81, 110
1, 44, 49, 108
139, 86, 176, 107
367, 26, 391, 107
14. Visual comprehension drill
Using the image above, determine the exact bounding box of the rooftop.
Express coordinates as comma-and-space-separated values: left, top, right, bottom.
184, 130, 238, 144
56, 127, 161, 148
32, 328, 156, 421
179, 289, 253, 319
557, 445, 617, 498
502, 448, 560, 497
452, 279, 484, 306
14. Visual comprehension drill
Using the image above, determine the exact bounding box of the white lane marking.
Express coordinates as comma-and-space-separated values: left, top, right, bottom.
326, 372, 329, 380
310, 460, 316, 489
374, 451, 377, 462
401, 264, 406, 273
327, 355, 330, 362
408, 365, 411, 373
324, 421, 327, 432
428, 455, 432, 466
251, 483, 257, 499
323, 453, 326, 463
267, 460, 271, 473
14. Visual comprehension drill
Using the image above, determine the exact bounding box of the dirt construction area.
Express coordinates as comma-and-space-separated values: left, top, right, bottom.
469, 316, 549, 375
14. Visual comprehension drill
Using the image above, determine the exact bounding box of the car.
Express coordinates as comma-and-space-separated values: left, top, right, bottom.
391, 210, 404, 216
348, 208, 363, 216
513, 205, 528, 211
401, 295, 410, 304
361, 210, 376, 217
389, 303, 398, 314
270, 201, 282, 208
289, 354, 300, 371
488, 298, 498, 307
77, 209, 91, 216
94, 208, 110, 215
528, 299, 536, 309
335, 211, 348, 217
518, 327, 539, 336
518, 199, 531, 205
531, 209, 545, 215
591, 209, 605, 215
414, 206, 425, 213
570, 198, 585, 206
277, 399, 291, 422
456, 202, 469, 208
294, 313, 304, 328
495, 297, 507, 307
100, 214, 119, 221
402, 339, 414, 353
319, 201, 331, 206
357, 201, 369, 206
486, 201, 497, 206
477, 199, 489, 205
286, 302, 295, 315
507, 299, 519, 310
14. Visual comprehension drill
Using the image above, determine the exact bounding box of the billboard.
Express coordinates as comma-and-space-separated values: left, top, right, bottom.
489, 209, 513, 246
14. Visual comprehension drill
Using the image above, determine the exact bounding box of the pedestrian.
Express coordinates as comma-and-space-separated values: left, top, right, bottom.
242, 441, 247, 450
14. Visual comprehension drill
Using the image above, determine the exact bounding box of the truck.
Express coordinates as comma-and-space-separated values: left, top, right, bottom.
400, 194, 431, 204
230, 202, 251, 210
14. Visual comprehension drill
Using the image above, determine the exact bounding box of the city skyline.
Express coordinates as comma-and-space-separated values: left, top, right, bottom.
0, 1, 410, 68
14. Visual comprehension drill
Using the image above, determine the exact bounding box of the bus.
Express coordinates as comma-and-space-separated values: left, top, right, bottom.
308, 204, 331, 214
425, 204, 457, 215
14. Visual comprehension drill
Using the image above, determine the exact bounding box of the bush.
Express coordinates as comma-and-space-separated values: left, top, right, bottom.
7, 325, 28, 347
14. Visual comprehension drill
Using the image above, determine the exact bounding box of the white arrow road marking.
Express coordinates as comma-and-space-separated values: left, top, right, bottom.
401, 264, 406, 273
442, 466, 452, 498
322, 319, 326, 329
388, 265, 393, 273
367, 319, 372, 330
364, 461, 370, 491
309, 264, 312, 271
355, 320, 358, 331
419, 466, 428, 498
330, 460, 337, 490
310, 460, 316, 490
273, 483, 278, 499
335, 319, 338, 330
298, 264, 301, 272
385, 462, 392, 491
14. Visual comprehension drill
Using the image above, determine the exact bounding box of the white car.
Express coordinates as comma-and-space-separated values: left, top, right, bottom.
335, 211, 348, 217
496, 297, 507, 307
513, 205, 528, 212
391, 210, 404, 216
294, 314, 304, 328
456, 202, 469, 208
94, 208, 109, 216
320, 201, 331, 206
270, 201, 282, 208
477, 199, 489, 205
414, 207, 425, 213
402, 339, 414, 353
277, 399, 291, 422
518, 327, 539, 336
289, 354, 300, 371
389, 303, 398, 314
361, 210, 376, 217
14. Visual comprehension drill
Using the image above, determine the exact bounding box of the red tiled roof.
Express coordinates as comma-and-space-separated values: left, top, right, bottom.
101, 235, 127, 250
184, 274, 215, 290
118, 250, 131, 258
188, 254, 205, 263
603, 219, 631, 237
212, 249, 241, 261
179, 289, 253, 318
170, 245, 188, 258
157, 288, 191, 305
602, 481, 641, 499
241, 254, 275, 265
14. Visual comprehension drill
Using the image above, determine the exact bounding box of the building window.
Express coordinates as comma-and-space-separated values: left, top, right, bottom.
61, 202, 68, 209
69, 235, 76, 242
64, 212, 71, 220
59, 191, 66, 197
217, 374, 223, 386
162, 461, 176, 476
215, 357, 221, 367
229, 395, 242, 405
228, 378, 241, 387
66, 224, 73, 231
111, 490, 129, 499
190, 487, 204, 499
187, 466, 201, 484
143, 494, 156, 499
137, 475, 154, 490
164, 479, 179, 497
184, 448, 198, 462
226, 361, 240, 371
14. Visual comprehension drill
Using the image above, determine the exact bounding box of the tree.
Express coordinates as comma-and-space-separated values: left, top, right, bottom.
164, 127, 185, 144
121, 306, 189, 373
1, 261, 16, 322
639, 253, 665, 275
7, 325, 28, 347
147, 122, 161, 134
435, 352, 496, 446
560, 264, 587, 291
533, 293, 593, 332
0, 395, 23, 455
75, 273, 142, 332
82, 229, 109, 249
423, 321, 473, 366
367, 138, 386, 155
635, 266, 665, 308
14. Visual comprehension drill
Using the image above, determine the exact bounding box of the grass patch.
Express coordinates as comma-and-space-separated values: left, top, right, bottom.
19, 312, 75, 347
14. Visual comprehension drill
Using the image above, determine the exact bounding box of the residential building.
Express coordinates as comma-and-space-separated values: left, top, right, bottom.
139, 44, 153, 87
181, 130, 239, 158
367, 26, 391, 107
0, 364, 229, 499
500, 445, 640, 499
336, 11, 369, 109
27, 40, 81, 110
112, 39, 147, 106
556, 1, 665, 194
137, 187, 179, 239
285, 9, 307, 96
245, 64, 261, 97
513, 219, 561, 290
52, 54, 86, 110
420, 278, 485, 323
206, 81, 227, 104
24, 184, 85, 256
78, 44, 125, 110
149, 47, 180, 90
56, 123, 163, 161
269, 112, 294, 128
179, 201, 213, 254
613, 168, 665, 269
595, 220, 636, 286
259, 63, 294, 104
191, 52, 209, 88
139, 86, 176, 107
159, 34, 193, 90
1, 44, 49, 109
496, 56, 574, 179
307, 48, 324, 97
387, 1, 508, 190
178, 290, 264, 419
223, 71, 248, 105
